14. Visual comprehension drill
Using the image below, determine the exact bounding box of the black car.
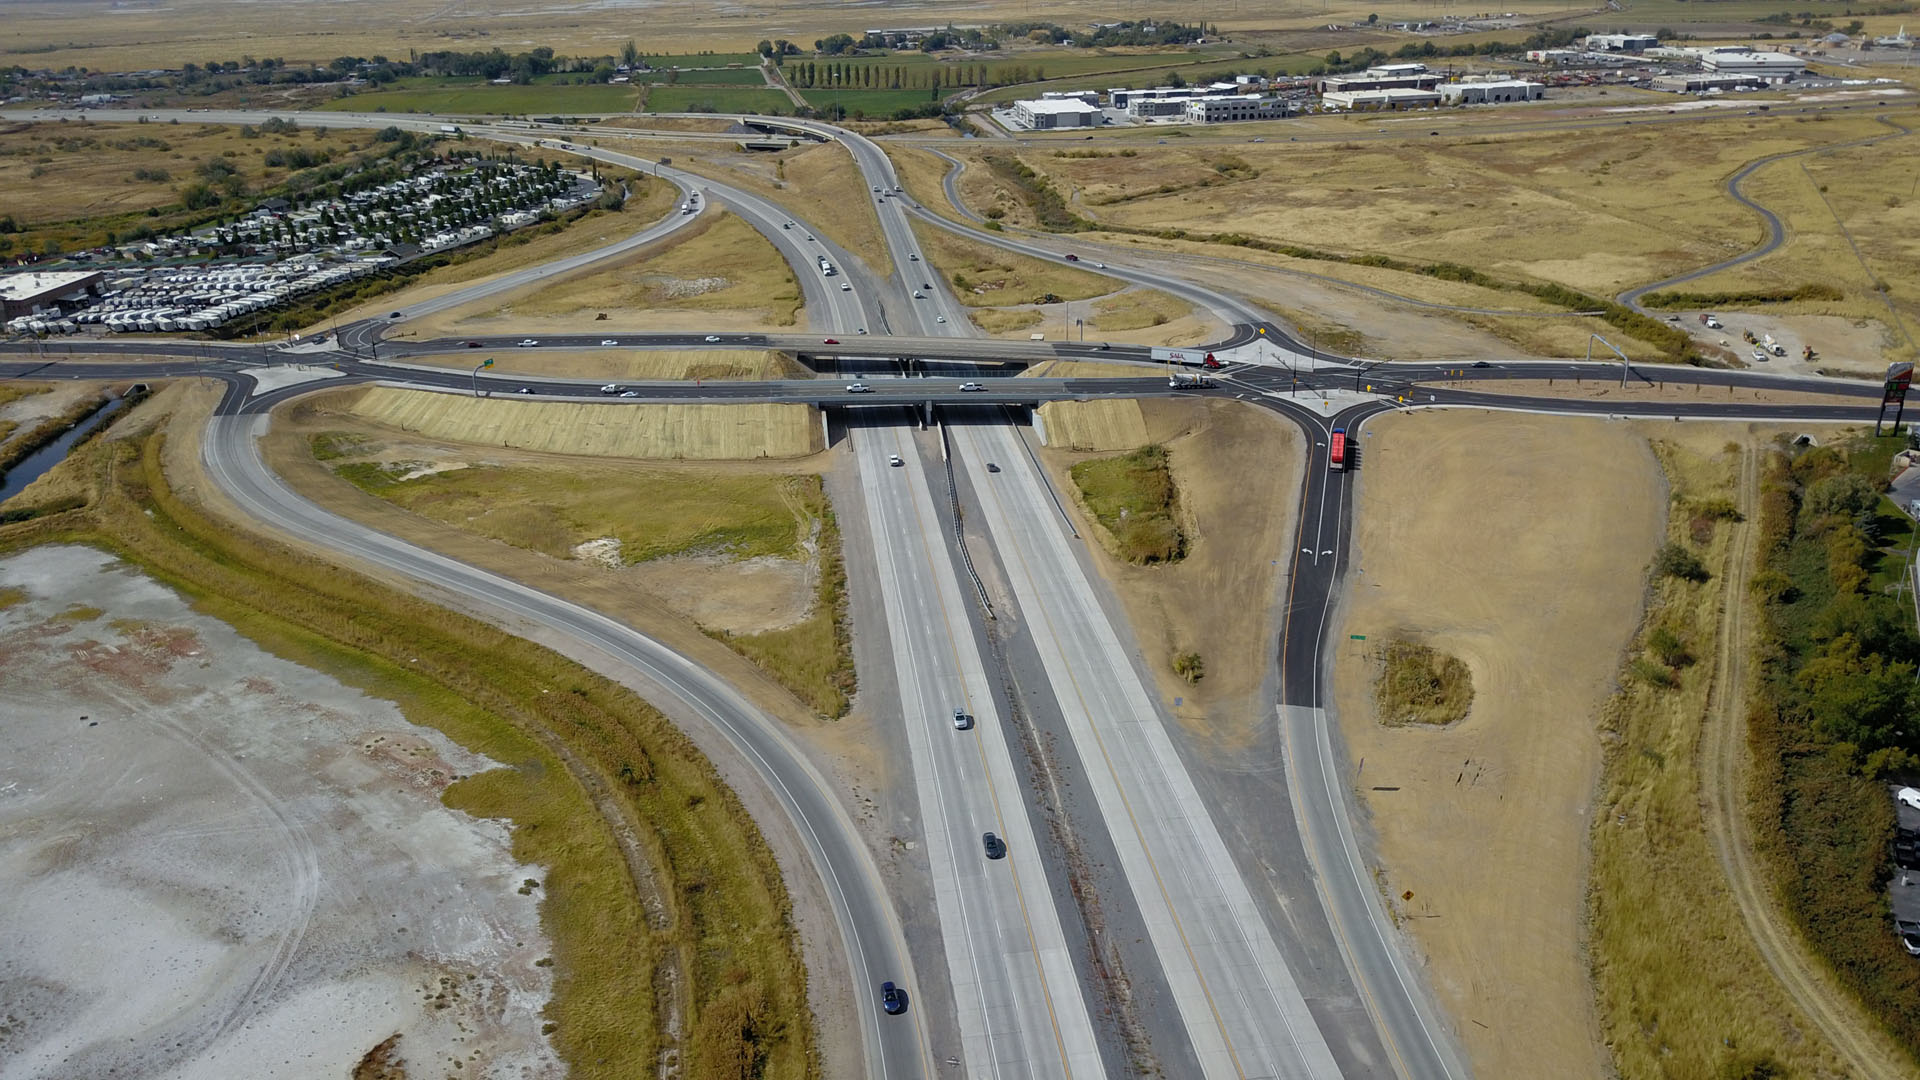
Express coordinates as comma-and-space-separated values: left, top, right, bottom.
880, 981, 907, 1015
985, 462, 1000, 473
1472, 360, 1492, 369
389, 311, 403, 319
983, 832, 1007, 860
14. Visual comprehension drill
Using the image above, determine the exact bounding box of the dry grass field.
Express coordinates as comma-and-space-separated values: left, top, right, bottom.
968, 113, 1908, 298
1035, 398, 1149, 451
911, 219, 1117, 307
1662, 129, 1920, 363
943, 109, 1920, 364
0, 120, 361, 227
1328, 410, 1665, 1080
347, 386, 822, 459
673, 140, 893, 278
399, 210, 803, 337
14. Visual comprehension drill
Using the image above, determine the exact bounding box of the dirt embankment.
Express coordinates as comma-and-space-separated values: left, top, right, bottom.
1329, 409, 1666, 1080
345, 386, 823, 459
1033, 398, 1303, 745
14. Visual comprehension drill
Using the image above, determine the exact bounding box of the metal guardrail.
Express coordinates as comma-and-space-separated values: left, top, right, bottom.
939, 418, 994, 620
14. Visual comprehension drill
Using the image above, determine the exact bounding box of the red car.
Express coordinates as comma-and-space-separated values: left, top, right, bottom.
1064, 254, 1080, 262
822, 338, 840, 345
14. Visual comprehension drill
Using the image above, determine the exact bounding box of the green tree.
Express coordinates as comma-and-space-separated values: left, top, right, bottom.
621, 39, 640, 67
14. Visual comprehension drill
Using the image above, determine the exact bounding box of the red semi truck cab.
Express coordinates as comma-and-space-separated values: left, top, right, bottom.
1329, 427, 1347, 471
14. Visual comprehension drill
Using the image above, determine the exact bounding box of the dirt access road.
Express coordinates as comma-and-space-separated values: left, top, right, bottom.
1699, 448, 1917, 1080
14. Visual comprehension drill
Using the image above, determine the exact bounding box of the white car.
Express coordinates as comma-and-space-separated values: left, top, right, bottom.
619, 390, 641, 398
517, 339, 539, 347
935, 315, 947, 323
958, 382, 984, 392
600, 338, 619, 346
846, 382, 872, 393
841, 283, 852, 291
912, 290, 925, 299
909, 253, 919, 261
888, 454, 903, 467
1752, 348, 1769, 362
704, 335, 721, 342
600, 384, 621, 394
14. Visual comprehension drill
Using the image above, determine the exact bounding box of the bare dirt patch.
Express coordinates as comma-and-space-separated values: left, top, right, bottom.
1328, 409, 1667, 1080
0, 544, 557, 1080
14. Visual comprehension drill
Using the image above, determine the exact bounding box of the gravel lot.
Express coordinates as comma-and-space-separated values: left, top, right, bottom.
0, 545, 561, 1080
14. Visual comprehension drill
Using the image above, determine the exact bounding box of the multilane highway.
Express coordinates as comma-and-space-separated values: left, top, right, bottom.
3, 106, 1896, 1080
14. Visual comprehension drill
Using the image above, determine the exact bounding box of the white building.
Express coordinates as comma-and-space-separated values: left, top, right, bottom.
1184, 95, 1293, 122
1012, 98, 1102, 129
1701, 49, 1804, 78
1040, 89, 1101, 107
1439, 79, 1545, 103
1320, 87, 1441, 110
1586, 33, 1659, 51
1366, 62, 1432, 76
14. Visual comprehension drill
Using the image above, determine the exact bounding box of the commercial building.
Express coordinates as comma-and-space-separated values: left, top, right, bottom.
1701, 49, 1804, 78
1184, 95, 1294, 122
1039, 89, 1101, 107
1012, 98, 1101, 129
1650, 72, 1764, 92
1320, 87, 1442, 110
1439, 79, 1545, 103
1318, 68, 1442, 94
1586, 33, 1659, 52
0, 270, 104, 320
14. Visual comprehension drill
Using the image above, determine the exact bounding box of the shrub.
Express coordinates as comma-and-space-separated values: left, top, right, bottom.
1172, 651, 1205, 683
1647, 626, 1693, 668
1653, 541, 1708, 582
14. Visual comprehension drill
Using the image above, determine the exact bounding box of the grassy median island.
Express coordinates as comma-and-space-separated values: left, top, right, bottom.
314, 441, 856, 718
1371, 640, 1472, 727
0, 404, 815, 1080
1068, 443, 1185, 564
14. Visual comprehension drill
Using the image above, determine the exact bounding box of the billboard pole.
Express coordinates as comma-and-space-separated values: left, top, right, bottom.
1876, 361, 1913, 436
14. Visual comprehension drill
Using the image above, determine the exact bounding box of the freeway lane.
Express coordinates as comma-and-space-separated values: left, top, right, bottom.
817, 113, 1121, 1078
951, 415, 1343, 1080
851, 413, 1107, 1079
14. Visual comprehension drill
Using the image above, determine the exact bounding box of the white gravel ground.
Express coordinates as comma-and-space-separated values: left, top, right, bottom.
0, 545, 563, 1079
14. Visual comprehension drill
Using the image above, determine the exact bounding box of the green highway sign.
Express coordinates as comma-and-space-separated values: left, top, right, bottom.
1350, 634, 1366, 640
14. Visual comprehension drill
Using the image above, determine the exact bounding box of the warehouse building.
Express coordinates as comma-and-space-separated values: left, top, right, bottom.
1320, 87, 1441, 110
1701, 49, 1803, 79
0, 270, 104, 320
1586, 33, 1659, 52
1650, 72, 1765, 92
1319, 69, 1442, 94
1439, 79, 1545, 103
1184, 95, 1295, 122
1012, 98, 1101, 128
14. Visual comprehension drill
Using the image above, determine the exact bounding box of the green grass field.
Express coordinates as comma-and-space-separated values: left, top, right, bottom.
641, 52, 765, 68
801, 87, 945, 116
644, 86, 793, 114
1069, 444, 1186, 564
634, 67, 768, 85
318, 83, 639, 114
